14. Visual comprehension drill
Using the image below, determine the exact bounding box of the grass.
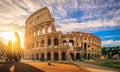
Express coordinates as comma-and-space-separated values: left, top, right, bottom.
90, 61, 120, 69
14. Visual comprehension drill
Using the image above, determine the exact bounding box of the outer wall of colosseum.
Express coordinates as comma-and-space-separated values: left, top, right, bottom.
24, 7, 101, 61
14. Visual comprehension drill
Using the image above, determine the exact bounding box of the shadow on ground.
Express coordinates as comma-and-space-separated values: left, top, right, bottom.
0, 62, 44, 72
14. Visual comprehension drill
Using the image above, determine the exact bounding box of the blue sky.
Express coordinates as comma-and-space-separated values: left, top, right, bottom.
0, 0, 120, 47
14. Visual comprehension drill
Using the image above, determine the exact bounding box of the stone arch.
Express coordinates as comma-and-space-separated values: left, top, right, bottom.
41, 53, 44, 61
54, 52, 58, 61
70, 53, 74, 60
36, 53, 39, 60
63, 40, 67, 46
88, 53, 91, 60
69, 40, 74, 46
41, 40, 44, 47
54, 38, 59, 46
47, 52, 51, 61
61, 52, 66, 61
76, 53, 81, 60
48, 39, 51, 47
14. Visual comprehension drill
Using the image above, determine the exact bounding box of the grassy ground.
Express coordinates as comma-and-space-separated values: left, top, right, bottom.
88, 61, 120, 69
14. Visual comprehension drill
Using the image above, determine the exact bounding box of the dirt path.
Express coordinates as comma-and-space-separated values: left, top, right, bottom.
73, 62, 120, 72
0, 62, 89, 72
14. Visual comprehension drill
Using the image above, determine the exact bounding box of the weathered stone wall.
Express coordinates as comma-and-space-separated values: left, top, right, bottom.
24, 7, 101, 61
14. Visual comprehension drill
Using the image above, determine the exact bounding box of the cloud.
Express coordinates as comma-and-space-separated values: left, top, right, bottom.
102, 40, 120, 47
0, 0, 119, 47
56, 18, 119, 33
101, 35, 120, 38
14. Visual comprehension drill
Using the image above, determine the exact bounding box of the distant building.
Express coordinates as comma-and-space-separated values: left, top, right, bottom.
24, 7, 101, 61
101, 55, 108, 59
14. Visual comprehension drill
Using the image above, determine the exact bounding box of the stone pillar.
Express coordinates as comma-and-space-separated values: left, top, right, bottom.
74, 51, 76, 60
51, 22, 56, 32
51, 36, 54, 47
58, 50, 61, 61
44, 52, 47, 61
74, 38, 77, 47
51, 50, 54, 61
39, 40, 41, 48
66, 39, 69, 46
39, 53, 41, 60
66, 50, 70, 61
82, 42, 84, 59
45, 25, 48, 33
45, 38, 48, 48
39, 27, 42, 34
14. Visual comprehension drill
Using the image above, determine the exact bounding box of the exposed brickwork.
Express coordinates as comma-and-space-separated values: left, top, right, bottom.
24, 7, 101, 61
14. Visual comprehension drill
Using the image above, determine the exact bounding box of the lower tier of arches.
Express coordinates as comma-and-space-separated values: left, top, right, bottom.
25, 51, 100, 61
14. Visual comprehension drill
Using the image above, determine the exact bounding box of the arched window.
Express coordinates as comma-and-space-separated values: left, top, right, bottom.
47, 52, 51, 60
48, 26, 51, 32
42, 28, 45, 34
79, 42, 83, 47
63, 40, 67, 46
54, 52, 58, 61
76, 53, 81, 60
48, 39, 51, 47
61, 52, 66, 60
84, 43, 87, 50
69, 40, 74, 46
41, 40, 44, 47
54, 38, 59, 46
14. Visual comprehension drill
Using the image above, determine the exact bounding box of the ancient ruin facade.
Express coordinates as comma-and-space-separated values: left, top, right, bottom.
24, 7, 101, 61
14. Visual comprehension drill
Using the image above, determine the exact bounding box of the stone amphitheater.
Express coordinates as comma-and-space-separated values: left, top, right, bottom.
24, 7, 101, 61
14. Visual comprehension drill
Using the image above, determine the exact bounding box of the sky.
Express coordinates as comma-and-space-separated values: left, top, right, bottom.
0, 0, 120, 47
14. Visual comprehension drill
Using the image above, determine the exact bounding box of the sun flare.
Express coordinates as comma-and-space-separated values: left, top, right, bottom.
1, 31, 16, 43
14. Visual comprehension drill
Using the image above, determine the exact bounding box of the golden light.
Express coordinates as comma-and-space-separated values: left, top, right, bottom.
1, 31, 16, 43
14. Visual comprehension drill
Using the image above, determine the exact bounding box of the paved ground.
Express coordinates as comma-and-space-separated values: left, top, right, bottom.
0, 61, 89, 72
0, 60, 120, 72
73, 61, 120, 72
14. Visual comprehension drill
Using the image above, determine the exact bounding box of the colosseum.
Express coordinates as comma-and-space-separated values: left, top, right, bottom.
24, 7, 101, 61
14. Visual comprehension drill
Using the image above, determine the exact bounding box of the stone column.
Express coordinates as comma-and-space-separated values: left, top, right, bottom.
66, 39, 69, 46
51, 21, 56, 32
45, 37, 48, 48
74, 51, 76, 60
66, 50, 70, 61
39, 27, 42, 35
51, 50, 54, 61
45, 25, 48, 33
39, 53, 41, 60
58, 50, 61, 61
82, 42, 84, 59
51, 36, 54, 47
44, 52, 47, 61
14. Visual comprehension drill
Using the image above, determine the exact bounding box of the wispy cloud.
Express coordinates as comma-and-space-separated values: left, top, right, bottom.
0, 0, 119, 47
102, 40, 120, 47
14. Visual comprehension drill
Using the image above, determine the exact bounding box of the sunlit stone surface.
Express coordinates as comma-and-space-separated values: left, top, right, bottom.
24, 7, 101, 61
